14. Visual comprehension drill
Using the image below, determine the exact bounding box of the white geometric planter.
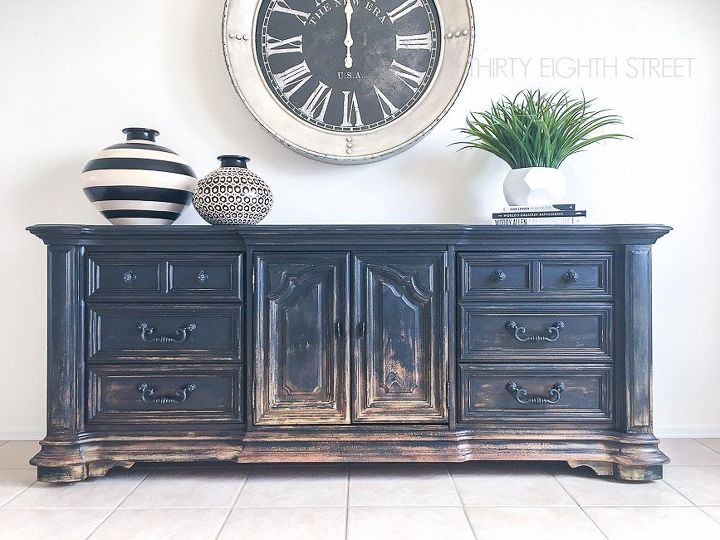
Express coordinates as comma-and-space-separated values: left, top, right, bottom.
503, 167, 567, 206
193, 156, 274, 225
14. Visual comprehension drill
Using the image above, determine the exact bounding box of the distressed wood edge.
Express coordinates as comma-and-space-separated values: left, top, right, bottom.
26, 224, 674, 247
36, 464, 89, 484
623, 245, 653, 433
30, 433, 668, 483
613, 464, 663, 481
567, 461, 664, 481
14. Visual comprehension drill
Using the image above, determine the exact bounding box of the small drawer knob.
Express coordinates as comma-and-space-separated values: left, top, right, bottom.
563, 269, 580, 283
122, 271, 137, 284
197, 270, 209, 284
491, 269, 507, 283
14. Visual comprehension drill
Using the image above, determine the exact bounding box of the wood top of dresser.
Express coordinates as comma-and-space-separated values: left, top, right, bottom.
28, 224, 672, 246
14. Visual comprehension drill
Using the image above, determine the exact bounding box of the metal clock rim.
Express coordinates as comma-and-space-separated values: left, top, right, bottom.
222, 0, 475, 165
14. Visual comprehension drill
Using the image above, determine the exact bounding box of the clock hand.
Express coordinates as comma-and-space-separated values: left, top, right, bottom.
344, 0, 354, 69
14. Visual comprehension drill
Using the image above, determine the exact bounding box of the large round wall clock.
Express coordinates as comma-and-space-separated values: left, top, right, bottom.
223, 0, 474, 164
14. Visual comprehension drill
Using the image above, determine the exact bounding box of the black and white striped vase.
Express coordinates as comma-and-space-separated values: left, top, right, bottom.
81, 128, 197, 225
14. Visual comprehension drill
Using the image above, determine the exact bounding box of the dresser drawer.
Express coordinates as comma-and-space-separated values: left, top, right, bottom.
88, 255, 163, 298
87, 253, 243, 301
460, 304, 612, 361
539, 255, 611, 297
459, 364, 613, 425
459, 253, 612, 300
87, 365, 243, 426
459, 255, 534, 299
167, 255, 242, 300
88, 304, 242, 363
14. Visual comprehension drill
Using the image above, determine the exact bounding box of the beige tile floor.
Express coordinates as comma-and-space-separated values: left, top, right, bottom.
0, 438, 719, 539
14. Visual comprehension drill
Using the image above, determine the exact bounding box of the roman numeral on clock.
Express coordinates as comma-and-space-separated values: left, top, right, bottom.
301, 82, 332, 122
266, 35, 303, 56
390, 60, 426, 91
274, 0, 311, 25
341, 91, 364, 127
387, 0, 423, 23
274, 61, 312, 98
396, 32, 433, 50
374, 86, 399, 119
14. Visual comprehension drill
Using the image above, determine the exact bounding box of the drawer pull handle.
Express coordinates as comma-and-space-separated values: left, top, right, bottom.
336, 321, 343, 338
137, 382, 197, 405
137, 322, 197, 344
197, 270, 209, 284
506, 381, 565, 404
563, 268, 580, 283
122, 271, 136, 284
505, 320, 565, 342
491, 269, 507, 283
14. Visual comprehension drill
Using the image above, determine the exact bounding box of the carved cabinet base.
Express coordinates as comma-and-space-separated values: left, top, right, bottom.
28, 225, 671, 483
31, 432, 667, 483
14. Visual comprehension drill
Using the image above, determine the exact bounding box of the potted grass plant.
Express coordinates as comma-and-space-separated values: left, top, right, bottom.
456, 90, 630, 206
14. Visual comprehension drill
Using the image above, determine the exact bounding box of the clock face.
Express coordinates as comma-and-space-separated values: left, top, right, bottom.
256, 0, 441, 133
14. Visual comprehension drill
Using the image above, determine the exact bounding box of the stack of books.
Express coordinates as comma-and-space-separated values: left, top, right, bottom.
492, 204, 587, 225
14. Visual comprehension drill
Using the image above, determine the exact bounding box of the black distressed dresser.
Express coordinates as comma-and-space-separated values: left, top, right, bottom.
28, 224, 671, 482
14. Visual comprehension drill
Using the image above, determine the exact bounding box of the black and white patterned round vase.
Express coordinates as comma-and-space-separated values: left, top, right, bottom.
81, 128, 197, 225
193, 156, 273, 225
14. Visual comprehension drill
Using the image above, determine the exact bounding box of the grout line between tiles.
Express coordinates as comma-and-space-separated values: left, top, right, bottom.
446, 463, 478, 540
695, 439, 720, 456
0, 444, 43, 509
660, 477, 700, 507
343, 504, 487, 508
664, 464, 720, 467
697, 506, 720, 525
344, 464, 350, 540
551, 473, 609, 540
218, 504, 349, 509
85, 470, 149, 539
0, 478, 38, 509
214, 468, 249, 540
578, 504, 713, 509
218, 504, 353, 509
664, 465, 720, 469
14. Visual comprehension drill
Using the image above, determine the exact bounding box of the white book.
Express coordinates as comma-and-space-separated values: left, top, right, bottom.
493, 216, 587, 226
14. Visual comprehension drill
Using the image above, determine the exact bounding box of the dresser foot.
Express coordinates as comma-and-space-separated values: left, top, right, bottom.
36, 464, 89, 483
36, 460, 136, 483
613, 464, 663, 481
567, 459, 664, 482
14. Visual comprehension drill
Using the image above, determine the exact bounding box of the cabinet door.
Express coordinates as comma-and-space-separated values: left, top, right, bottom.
255, 253, 349, 425
353, 252, 448, 423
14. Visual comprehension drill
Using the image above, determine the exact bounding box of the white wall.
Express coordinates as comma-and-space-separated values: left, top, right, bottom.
0, 0, 718, 438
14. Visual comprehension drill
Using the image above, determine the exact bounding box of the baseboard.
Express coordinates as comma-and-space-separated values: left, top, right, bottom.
0, 432, 45, 441
655, 426, 720, 439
